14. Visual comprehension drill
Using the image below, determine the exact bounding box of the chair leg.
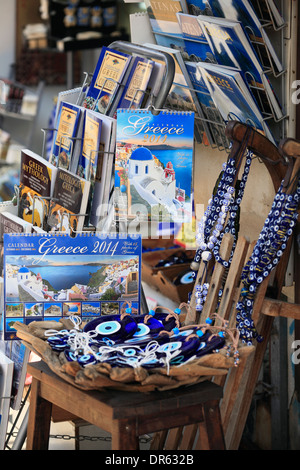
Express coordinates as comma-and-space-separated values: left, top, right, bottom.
26, 378, 52, 450
111, 418, 139, 450
201, 399, 226, 450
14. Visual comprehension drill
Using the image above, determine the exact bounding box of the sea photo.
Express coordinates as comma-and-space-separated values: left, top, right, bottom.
4, 252, 140, 305
3, 233, 142, 340
115, 109, 194, 224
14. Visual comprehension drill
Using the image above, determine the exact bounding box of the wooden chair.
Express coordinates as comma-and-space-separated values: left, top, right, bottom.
151, 123, 300, 450
22, 124, 300, 451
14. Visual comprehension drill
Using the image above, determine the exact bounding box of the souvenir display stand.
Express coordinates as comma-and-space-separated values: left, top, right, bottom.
1, 0, 300, 452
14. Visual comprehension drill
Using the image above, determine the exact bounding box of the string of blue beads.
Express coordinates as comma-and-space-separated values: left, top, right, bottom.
236, 179, 300, 345
193, 150, 253, 313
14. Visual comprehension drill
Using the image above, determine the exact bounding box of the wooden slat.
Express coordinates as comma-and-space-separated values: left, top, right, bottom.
200, 233, 234, 323
261, 298, 300, 320
164, 427, 184, 450
215, 236, 250, 327
178, 425, 198, 450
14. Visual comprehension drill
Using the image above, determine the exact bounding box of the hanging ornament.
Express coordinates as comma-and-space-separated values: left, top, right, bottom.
236, 176, 300, 345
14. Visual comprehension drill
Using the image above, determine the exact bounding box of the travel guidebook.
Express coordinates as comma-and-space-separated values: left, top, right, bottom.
194, 61, 275, 142
185, 0, 283, 73
115, 108, 194, 224
3, 233, 142, 340
176, 12, 217, 63
110, 56, 155, 114
144, 42, 214, 145
83, 46, 132, 115
72, 109, 103, 226
74, 109, 103, 181
46, 168, 91, 236
49, 101, 82, 169
185, 61, 230, 149
89, 113, 117, 229
196, 15, 283, 120
19, 149, 58, 230
145, 0, 188, 37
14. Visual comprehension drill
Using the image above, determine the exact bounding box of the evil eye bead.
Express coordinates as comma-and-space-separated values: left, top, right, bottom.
64, 349, 77, 362
96, 320, 121, 336
123, 348, 138, 357
158, 341, 182, 353
77, 354, 97, 367
133, 323, 150, 337
201, 251, 212, 261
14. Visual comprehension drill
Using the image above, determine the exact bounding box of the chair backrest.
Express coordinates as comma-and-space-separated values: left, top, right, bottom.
151, 123, 300, 450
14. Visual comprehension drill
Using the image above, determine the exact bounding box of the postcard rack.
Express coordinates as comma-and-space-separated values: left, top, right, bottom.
136, 0, 292, 151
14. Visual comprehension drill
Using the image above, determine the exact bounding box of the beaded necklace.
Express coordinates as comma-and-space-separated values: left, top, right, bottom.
236, 172, 300, 345
191, 149, 253, 313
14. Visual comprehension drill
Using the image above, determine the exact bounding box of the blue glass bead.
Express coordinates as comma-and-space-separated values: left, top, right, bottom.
205, 317, 213, 325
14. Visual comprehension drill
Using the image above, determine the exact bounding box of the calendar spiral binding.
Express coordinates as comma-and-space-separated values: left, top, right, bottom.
5, 230, 141, 240
117, 107, 194, 116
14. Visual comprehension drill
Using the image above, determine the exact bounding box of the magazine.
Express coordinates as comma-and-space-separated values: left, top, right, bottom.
19, 149, 58, 230
49, 101, 82, 169
3, 233, 142, 341
114, 108, 194, 224
196, 15, 283, 120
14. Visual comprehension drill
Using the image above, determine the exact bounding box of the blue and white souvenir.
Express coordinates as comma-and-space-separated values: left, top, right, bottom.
83, 313, 138, 342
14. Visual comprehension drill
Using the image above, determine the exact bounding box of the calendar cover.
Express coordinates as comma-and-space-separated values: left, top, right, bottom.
3, 233, 142, 340
115, 108, 194, 225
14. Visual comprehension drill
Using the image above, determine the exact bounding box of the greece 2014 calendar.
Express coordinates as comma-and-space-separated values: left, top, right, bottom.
3, 233, 142, 340
115, 108, 195, 225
